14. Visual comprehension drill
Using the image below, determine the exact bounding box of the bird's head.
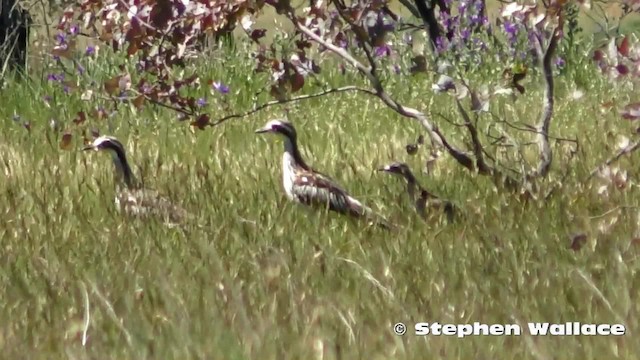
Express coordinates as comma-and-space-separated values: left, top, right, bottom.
255, 119, 297, 140
83, 136, 126, 155
377, 162, 412, 177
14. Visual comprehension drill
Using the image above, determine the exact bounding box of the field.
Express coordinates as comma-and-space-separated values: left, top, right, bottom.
1, 2, 640, 359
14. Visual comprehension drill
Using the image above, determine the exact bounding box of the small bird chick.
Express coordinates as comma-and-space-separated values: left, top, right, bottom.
378, 162, 457, 223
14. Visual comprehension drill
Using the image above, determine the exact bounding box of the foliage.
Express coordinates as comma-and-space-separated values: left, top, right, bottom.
2, 0, 640, 358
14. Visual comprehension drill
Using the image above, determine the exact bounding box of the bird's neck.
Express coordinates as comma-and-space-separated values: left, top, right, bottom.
403, 172, 419, 201
283, 136, 309, 171
110, 148, 136, 189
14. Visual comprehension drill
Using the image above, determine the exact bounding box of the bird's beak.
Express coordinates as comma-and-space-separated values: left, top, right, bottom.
377, 166, 390, 172
255, 126, 271, 134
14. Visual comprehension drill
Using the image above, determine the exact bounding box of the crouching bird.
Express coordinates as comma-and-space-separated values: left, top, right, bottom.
378, 162, 457, 223
256, 119, 393, 230
83, 136, 190, 227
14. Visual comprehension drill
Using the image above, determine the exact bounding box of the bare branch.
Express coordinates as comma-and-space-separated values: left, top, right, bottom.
587, 140, 640, 181
209, 86, 374, 127
490, 112, 578, 144
397, 0, 421, 19
290, 17, 477, 172
455, 99, 492, 175
528, 22, 562, 179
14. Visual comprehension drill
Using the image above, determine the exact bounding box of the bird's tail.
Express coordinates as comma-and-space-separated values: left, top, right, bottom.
347, 196, 397, 231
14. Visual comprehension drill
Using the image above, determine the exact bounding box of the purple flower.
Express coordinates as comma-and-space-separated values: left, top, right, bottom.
435, 36, 448, 53
55, 33, 66, 44
442, 15, 455, 30
473, 38, 487, 50
197, 98, 207, 107
458, 1, 467, 14
503, 21, 518, 36
460, 28, 471, 42
212, 81, 229, 94
69, 25, 79, 35
77, 65, 85, 75
85, 46, 95, 56
47, 73, 64, 82
555, 57, 565, 67
63, 86, 71, 94
374, 44, 391, 57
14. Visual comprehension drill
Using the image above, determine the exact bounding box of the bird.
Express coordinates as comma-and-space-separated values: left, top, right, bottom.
378, 162, 457, 223
83, 135, 190, 226
255, 119, 393, 229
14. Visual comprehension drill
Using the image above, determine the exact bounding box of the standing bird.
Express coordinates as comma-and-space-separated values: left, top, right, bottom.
378, 162, 457, 223
255, 119, 392, 229
83, 136, 190, 226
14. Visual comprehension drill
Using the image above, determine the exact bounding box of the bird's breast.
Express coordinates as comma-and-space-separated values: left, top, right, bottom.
281, 152, 297, 201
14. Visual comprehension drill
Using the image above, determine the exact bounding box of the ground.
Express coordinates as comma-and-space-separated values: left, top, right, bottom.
0, 1, 639, 359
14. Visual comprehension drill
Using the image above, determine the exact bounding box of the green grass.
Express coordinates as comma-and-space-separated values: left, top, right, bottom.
1, 35, 640, 359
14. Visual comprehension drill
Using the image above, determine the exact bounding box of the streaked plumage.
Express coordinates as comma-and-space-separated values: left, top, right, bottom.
256, 119, 392, 229
83, 136, 189, 225
378, 162, 457, 223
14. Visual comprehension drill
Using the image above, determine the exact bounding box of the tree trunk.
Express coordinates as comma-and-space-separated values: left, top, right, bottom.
0, 0, 30, 75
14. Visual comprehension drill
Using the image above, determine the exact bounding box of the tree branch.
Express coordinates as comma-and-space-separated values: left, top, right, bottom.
209, 86, 374, 127
397, 0, 421, 19
528, 21, 562, 179
587, 140, 640, 181
290, 16, 477, 172
455, 99, 492, 175
412, 0, 443, 52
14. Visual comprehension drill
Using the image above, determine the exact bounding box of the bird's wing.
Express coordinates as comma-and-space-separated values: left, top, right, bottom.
292, 169, 370, 217
118, 188, 190, 223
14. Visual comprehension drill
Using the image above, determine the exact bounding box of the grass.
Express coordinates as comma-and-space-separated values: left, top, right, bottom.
1, 22, 640, 360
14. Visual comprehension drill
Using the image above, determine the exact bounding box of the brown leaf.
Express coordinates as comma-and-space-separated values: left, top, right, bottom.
127, 40, 139, 56
569, 233, 588, 251
616, 64, 629, 76
132, 95, 145, 109
73, 111, 87, 125
270, 84, 287, 101
592, 49, 604, 61
91, 107, 108, 119
250, 29, 266, 42
104, 76, 121, 95
190, 114, 210, 130
60, 132, 73, 150
617, 36, 630, 57
290, 73, 304, 93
